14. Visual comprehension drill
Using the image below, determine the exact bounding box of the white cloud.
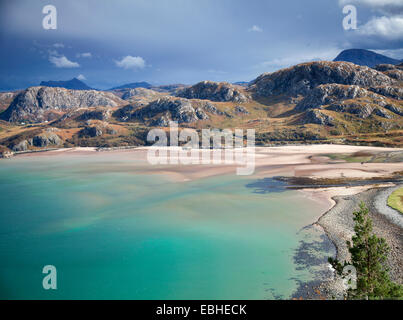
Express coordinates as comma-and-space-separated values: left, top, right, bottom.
207, 69, 228, 74
357, 15, 403, 40
374, 48, 403, 59
49, 55, 80, 68
339, 0, 403, 7
77, 52, 92, 58
53, 43, 64, 48
76, 74, 86, 81
258, 48, 342, 70
115, 55, 146, 70
248, 25, 263, 32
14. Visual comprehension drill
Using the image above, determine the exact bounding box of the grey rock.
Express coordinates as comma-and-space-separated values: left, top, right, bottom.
32, 133, 62, 147
249, 61, 395, 98
78, 109, 111, 121
203, 102, 224, 115
369, 86, 403, 100
302, 110, 334, 126
121, 88, 161, 101
234, 105, 250, 114
296, 84, 381, 111
384, 104, 403, 116
373, 108, 393, 119
1, 86, 124, 123
177, 81, 248, 102
328, 102, 374, 119
80, 126, 103, 137
134, 97, 206, 125
11, 140, 30, 152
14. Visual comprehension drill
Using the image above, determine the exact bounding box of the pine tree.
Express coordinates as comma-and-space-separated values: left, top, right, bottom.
328, 202, 403, 300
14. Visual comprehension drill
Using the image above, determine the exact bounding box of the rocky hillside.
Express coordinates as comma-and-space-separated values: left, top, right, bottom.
1, 86, 125, 123
177, 81, 248, 102
0, 59, 402, 152
130, 97, 218, 126
0, 91, 18, 112
295, 84, 383, 111
249, 61, 394, 97
374, 64, 403, 81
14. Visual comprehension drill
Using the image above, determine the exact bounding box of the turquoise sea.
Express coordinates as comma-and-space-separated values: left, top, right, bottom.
0, 154, 333, 299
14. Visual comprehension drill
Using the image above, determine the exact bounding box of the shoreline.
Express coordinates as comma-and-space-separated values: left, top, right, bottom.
2, 144, 402, 299
308, 184, 403, 299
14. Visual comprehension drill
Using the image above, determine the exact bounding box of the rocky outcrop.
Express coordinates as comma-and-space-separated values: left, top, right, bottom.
32, 132, 62, 147
133, 97, 209, 126
374, 64, 403, 81
203, 102, 224, 115
121, 88, 162, 101
1, 86, 124, 123
374, 64, 399, 72
177, 81, 248, 102
112, 104, 141, 122
11, 139, 30, 152
295, 84, 382, 111
384, 104, 403, 116
8, 129, 62, 151
249, 61, 395, 98
0, 91, 17, 112
373, 108, 393, 119
0, 146, 13, 158
301, 110, 334, 126
77, 108, 111, 121
327, 102, 374, 119
369, 86, 403, 100
79, 126, 104, 137
234, 105, 250, 114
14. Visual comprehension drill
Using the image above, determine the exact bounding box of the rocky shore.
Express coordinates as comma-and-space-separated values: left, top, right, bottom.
316, 185, 403, 299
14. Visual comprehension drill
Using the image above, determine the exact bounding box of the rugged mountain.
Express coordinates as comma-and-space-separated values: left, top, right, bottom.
177, 81, 248, 102
1, 59, 402, 151
334, 49, 401, 68
131, 97, 211, 126
151, 84, 188, 94
121, 88, 163, 101
369, 86, 403, 100
109, 82, 152, 90
295, 84, 383, 111
249, 61, 394, 98
40, 78, 93, 90
0, 91, 18, 112
374, 64, 403, 81
1, 86, 125, 123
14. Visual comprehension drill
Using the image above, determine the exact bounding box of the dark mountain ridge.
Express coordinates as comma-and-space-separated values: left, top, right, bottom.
40, 78, 94, 90
334, 49, 401, 68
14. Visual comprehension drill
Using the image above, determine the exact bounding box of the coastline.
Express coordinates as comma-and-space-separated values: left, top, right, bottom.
307, 184, 403, 299
2, 145, 402, 299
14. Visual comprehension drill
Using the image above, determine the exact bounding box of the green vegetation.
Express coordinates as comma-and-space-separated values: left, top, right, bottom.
329, 202, 403, 300
387, 188, 403, 214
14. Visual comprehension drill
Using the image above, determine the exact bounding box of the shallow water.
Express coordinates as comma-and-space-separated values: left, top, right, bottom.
0, 154, 332, 299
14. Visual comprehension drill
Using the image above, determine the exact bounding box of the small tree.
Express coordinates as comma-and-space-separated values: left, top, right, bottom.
328, 202, 403, 300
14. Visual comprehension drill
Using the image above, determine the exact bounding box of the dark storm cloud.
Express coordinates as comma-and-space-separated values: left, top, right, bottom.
0, 0, 401, 90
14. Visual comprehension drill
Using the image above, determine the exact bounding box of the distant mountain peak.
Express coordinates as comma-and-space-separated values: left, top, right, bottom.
334, 49, 401, 68
109, 82, 152, 90
40, 78, 93, 90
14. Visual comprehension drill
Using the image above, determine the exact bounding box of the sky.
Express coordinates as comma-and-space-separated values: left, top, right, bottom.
0, 0, 402, 90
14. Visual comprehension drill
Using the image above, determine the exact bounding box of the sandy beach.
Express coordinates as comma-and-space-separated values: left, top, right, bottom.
12, 144, 403, 181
